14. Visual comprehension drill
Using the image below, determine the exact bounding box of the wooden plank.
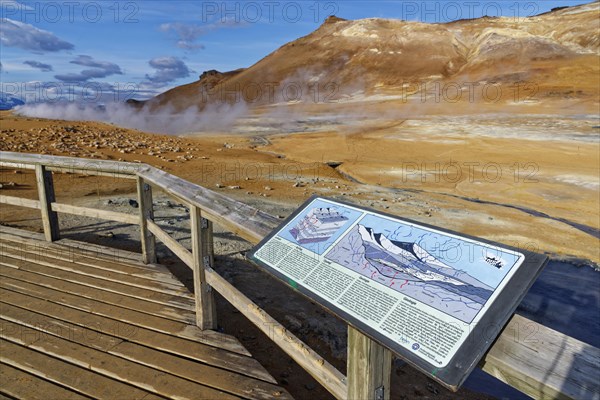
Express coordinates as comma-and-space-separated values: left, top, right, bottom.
0, 363, 90, 400
347, 326, 392, 400
0, 288, 267, 379
0, 340, 152, 399
0, 255, 194, 311
0, 320, 241, 400
1, 303, 123, 351
0, 226, 161, 270
0, 238, 187, 288
480, 314, 600, 400
138, 167, 279, 245
204, 267, 348, 400
147, 220, 194, 268
0, 302, 282, 397
0, 244, 189, 296
0, 151, 143, 175
0, 264, 196, 323
137, 177, 157, 264
0, 280, 250, 357
0, 195, 41, 209
51, 202, 138, 224
191, 207, 217, 330
35, 164, 59, 241
111, 341, 291, 400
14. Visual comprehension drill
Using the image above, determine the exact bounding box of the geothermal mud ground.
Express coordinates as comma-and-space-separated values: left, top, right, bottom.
1, 107, 598, 399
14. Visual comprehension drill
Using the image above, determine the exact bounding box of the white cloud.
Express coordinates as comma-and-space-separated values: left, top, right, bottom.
144, 56, 191, 86
0, 18, 74, 52
54, 55, 123, 82
23, 60, 53, 72
159, 19, 244, 51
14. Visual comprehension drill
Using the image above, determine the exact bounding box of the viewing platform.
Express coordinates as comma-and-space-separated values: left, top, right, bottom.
0, 226, 290, 400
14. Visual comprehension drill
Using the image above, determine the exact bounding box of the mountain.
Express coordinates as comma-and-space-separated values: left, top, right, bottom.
132, 2, 599, 112
326, 224, 494, 310
0, 92, 25, 110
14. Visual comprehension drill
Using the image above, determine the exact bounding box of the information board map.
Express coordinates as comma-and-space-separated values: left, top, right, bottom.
249, 197, 547, 390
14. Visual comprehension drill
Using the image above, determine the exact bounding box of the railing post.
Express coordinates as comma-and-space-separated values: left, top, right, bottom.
136, 176, 156, 264
347, 326, 392, 400
35, 164, 60, 242
190, 206, 217, 330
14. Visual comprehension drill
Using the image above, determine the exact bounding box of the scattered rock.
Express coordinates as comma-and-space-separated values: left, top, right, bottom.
426, 382, 439, 394
128, 199, 139, 208
215, 183, 224, 188
264, 186, 272, 191
228, 185, 241, 190
304, 382, 316, 391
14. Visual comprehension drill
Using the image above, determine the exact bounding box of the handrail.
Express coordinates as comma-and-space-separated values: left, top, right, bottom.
1, 151, 598, 400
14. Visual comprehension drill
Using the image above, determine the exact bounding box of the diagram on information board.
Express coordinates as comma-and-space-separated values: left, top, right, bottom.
280, 199, 362, 255
325, 214, 522, 323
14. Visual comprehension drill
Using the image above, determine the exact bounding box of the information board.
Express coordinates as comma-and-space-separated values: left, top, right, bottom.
248, 196, 548, 390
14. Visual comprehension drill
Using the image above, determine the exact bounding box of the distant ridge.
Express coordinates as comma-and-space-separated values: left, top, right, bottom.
131, 2, 599, 112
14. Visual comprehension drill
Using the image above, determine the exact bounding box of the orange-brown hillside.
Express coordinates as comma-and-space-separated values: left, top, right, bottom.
134, 2, 599, 112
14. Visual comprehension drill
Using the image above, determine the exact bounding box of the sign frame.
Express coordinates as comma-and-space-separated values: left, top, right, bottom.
247, 195, 548, 390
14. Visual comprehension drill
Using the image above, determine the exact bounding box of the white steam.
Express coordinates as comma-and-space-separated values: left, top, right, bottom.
15, 101, 249, 135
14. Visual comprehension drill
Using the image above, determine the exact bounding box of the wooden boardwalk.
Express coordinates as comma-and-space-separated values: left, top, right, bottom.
0, 226, 291, 400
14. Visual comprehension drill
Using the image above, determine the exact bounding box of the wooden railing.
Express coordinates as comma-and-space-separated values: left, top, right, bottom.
0, 151, 598, 400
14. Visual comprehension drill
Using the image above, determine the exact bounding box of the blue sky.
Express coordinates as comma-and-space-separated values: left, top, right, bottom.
0, 0, 590, 101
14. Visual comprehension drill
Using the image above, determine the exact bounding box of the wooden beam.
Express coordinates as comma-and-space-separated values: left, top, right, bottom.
34, 165, 59, 242
0, 151, 143, 176
136, 177, 156, 264
480, 313, 600, 400
0, 195, 41, 209
146, 220, 193, 268
204, 266, 348, 400
46, 167, 136, 180
137, 167, 279, 245
0, 162, 35, 170
347, 326, 392, 400
51, 203, 138, 225
190, 207, 217, 330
